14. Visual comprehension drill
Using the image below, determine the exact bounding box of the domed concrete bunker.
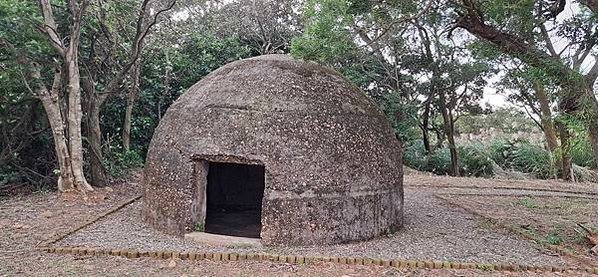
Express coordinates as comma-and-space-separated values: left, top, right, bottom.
143, 54, 404, 246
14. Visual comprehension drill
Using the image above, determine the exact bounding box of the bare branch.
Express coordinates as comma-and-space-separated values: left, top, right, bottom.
361, 0, 436, 49
104, 0, 177, 95
38, 0, 65, 57
539, 23, 557, 58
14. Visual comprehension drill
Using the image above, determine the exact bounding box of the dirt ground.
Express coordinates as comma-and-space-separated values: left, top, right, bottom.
1, 172, 597, 276
440, 194, 597, 262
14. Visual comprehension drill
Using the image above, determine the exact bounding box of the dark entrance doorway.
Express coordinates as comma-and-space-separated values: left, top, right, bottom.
204, 162, 265, 238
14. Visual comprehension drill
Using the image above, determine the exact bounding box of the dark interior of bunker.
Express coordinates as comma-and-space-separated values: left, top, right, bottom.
204, 162, 265, 238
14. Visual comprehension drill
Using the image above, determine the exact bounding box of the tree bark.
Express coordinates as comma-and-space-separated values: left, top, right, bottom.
533, 83, 559, 152
42, 98, 76, 191
532, 83, 562, 178
420, 92, 434, 156
30, 66, 76, 191
448, 109, 460, 176
88, 93, 108, 186
439, 91, 460, 176
64, 0, 93, 192
122, 58, 141, 152
556, 121, 574, 181
158, 50, 173, 121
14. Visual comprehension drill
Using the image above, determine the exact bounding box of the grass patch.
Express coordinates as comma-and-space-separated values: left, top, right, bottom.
545, 232, 564, 245
514, 197, 537, 209
194, 223, 204, 232
474, 218, 494, 229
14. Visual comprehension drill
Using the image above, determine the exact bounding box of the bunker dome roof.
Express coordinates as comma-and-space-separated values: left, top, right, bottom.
146, 54, 402, 193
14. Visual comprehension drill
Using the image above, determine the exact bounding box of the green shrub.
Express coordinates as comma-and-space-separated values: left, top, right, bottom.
545, 232, 563, 245
103, 145, 144, 178
570, 137, 596, 168
404, 140, 493, 177
510, 143, 554, 179
378, 93, 421, 144
427, 147, 452, 175
0, 170, 18, 186
487, 138, 513, 168
458, 144, 494, 177
403, 140, 427, 171
561, 116, 596, 168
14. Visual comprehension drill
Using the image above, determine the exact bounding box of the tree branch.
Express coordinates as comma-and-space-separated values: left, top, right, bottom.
103, 0, 177, 95
38, 0, 65, 57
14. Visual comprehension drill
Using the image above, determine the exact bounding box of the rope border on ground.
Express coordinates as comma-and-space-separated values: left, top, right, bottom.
38, 194, 142, 247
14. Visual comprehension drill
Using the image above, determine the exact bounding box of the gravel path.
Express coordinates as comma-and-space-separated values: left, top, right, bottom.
56, 187, 573, 267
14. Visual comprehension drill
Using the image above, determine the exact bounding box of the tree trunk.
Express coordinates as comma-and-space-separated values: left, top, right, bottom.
122, 100, 134, 152
439, 91, 460, 176
421, 92, 433, 156
455, 8, 598, 169
557, 121, 574, 181
158, 50, 172, 121
532, 82, 561, 178
87, 93, 108, 186
533, 83, 559, 152
122, 58, 141, 152
81, 74, 108, 186
25, 61, 78, 191
41, 98, 76, 191
65, 10, 93, 192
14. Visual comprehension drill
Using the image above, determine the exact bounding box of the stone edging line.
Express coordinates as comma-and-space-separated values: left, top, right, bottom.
38, 246, 598, 274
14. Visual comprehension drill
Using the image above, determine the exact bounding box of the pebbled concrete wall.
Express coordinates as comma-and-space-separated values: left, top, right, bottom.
143, 54, 404, 246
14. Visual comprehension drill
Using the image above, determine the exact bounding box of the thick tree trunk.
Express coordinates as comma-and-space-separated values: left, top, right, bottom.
122, 58, 141, 152
65, 8, 93, 192
533, 82, 561, 178
557, 121, 574, 181
26, 62, 77, 191
87, 94, 108, 186
66, 63, 92, 191
41, 97, 76, 191
81, 75, 108, 186
533, 83, 559, 152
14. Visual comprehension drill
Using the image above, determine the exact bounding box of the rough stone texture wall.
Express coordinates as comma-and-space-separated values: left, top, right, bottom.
143, 54, 404, 246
